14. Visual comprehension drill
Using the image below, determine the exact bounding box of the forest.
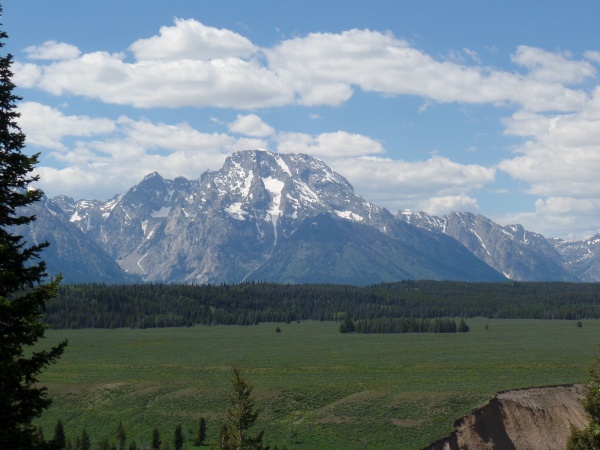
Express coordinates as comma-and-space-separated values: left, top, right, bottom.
44, 280, 600, 329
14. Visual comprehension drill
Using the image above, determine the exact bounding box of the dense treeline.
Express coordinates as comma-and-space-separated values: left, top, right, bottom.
43, 281, 600, 329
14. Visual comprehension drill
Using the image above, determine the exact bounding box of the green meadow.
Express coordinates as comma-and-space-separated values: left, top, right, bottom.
36, 319, 599, 449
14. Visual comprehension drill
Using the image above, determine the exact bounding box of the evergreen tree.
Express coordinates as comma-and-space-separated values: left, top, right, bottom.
127, 441, 138, 450
173, 424, 184, 450
79, 429, 91, 450
215, 424, 231, 450
151, 427, 161, 450
194, 417, 207, 446
53, 419, 66, 449
97, 437, 111, 450
567, 346, 600, 448
0, 7, 67, 449
117, 421, 126, 450
457, 318, 470, 333
217, 366, 268, 450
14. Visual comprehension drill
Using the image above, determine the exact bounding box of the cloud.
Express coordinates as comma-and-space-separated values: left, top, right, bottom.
24, 41, 81, 60
495, 197, 600, 241
329, 155, 495, 213
266, 29, 590, 111
12, 62, 42, 87
129, 18, 257, 61
14, 23, 593, 112
228, 114, 275, 137
276, 131, 385, 158
420, 195, 480, 216
493, 85, 600, 238
585, 51, 600, 63
18, 102, 116, 150
512, 46, 595, 84
499, 87, 600, 198
30, 50, 290, 108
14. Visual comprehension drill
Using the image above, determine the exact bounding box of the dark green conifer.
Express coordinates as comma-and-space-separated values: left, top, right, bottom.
0, 6, 66, 448
216, 367, 268, 449
117, 420, 126, 450
568, 347, 600, 448
194, 417, 207, 446
53, 419, 66, 449
151, 427, 161, 450
173, 424, 184, 450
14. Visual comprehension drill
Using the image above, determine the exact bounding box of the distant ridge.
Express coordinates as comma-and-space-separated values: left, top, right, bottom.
15, 149, 599, 284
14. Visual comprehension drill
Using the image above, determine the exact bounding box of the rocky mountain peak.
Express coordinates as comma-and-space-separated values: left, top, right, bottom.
18, 149, 600, 284
397, 209, 577, 281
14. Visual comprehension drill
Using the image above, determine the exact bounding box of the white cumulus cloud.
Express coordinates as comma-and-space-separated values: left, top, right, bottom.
18, 102, 116, 150
129, 18, 258, 61
228, 114, 275, 137
420, 195, 480, 216
13, 23, 594, 112
24, 41, 81, 60
330, 155, 495, 213
277, 131, 385, 158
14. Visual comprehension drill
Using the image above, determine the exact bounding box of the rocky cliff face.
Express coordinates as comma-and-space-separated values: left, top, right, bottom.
550, 234, 600, 282
14, 196, 134, 283
399, 210, 579, 281
424, 384, 588, 450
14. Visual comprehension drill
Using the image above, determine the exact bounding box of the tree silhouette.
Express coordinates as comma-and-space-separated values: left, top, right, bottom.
173, 424, 184, 450
194, 417, 207, 446
0, 6, 66, 448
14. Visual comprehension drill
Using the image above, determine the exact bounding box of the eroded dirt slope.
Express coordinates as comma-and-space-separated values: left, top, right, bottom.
424, 384, 588, 450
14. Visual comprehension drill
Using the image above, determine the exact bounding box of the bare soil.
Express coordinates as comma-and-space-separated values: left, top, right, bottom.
424, 384, 588, 450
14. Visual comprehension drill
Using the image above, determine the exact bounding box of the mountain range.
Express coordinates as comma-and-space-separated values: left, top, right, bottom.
15, 149, 600, 284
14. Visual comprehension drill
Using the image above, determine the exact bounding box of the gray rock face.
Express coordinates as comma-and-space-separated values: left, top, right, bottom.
14, 196, 134, 283
19, 149, 508, 284
550, 234, 600, 281
398, 210, 578, 281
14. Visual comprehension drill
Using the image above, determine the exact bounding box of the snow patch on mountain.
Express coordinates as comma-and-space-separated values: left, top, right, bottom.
263, 177, 285, 217
335, 210, 364, 222
226, 202, 246, 221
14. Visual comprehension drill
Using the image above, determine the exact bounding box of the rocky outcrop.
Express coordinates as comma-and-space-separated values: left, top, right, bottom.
424, 384, 588, 450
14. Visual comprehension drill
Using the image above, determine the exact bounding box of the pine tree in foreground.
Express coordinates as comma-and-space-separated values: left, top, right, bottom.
53, 419, 66, 449
117, 421, 126, 450
216, 366, 268, 450
0, 5, 67, 449
151, 427, 161, 450
567, 346, 600, 448
194, 417, 207, 446
174, 424, 184, 450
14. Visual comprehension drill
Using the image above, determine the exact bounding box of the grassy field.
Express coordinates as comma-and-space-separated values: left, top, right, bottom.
35, 319, 599, 449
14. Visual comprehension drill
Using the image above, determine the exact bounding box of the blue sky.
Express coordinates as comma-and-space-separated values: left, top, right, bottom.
5, 1, 600, 239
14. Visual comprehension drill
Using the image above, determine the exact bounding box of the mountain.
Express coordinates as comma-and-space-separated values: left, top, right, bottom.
398, 210, 577, 281
20, 149, 505, 285
549, 234, 600, 282
14, 196, 135, 283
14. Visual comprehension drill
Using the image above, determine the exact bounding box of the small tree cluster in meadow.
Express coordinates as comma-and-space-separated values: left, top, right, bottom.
340, 317, 470, 334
